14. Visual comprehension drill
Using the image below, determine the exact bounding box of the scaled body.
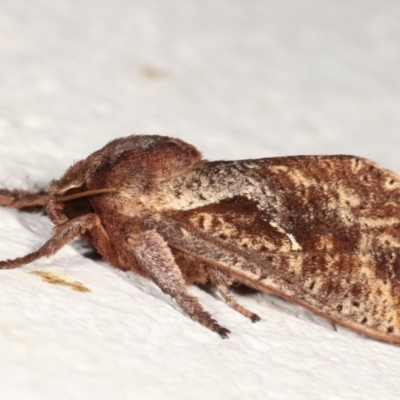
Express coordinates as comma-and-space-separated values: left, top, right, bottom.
2, 135, 400, 343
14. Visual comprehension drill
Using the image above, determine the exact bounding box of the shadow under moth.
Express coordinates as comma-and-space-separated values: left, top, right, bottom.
1, 135, 400, 344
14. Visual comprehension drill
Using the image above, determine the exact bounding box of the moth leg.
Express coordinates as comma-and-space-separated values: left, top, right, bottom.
0, 189, 48, 210
0, 213, 100, 269
129, 230, 231, 338
208, 268, 261, 323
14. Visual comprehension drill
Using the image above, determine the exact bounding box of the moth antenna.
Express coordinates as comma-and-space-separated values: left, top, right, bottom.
57, 188, 117, 202
0, 190, 48, 209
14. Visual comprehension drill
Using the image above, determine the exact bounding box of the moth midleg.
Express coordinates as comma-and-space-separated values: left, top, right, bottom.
129, 230, 231, 338
208, 268, 261, 322
0, 213, 100, 269
0, 189, 48, 210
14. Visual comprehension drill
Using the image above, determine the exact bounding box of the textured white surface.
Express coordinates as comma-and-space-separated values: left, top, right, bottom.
1, 1, 400, 399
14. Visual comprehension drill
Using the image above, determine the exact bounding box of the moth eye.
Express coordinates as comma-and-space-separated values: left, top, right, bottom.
62, 188, 94, 219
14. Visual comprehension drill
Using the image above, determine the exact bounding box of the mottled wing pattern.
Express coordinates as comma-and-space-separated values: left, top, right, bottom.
163, 155, 400, 343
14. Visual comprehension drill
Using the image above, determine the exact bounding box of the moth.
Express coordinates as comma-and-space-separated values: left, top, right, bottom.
1, 135, 400, 344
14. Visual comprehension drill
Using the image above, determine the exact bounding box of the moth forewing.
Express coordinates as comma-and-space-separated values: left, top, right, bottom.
157, 154, 400, 343
2, 134, 400, 344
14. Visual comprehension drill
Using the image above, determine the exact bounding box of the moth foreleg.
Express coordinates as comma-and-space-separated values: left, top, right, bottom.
0, 213, 100, 269
129, 230, 231, 338
0, 189, 48, 210
208, 268, 261, 323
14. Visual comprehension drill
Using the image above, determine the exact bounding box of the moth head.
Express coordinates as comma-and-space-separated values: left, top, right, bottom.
45, 142, 118, 225
46, 185, 116, 225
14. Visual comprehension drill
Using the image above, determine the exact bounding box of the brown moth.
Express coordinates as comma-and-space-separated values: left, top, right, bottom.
1, 135, 400, 343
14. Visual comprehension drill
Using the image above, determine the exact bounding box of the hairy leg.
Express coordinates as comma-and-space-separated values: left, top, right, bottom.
0, 213, 101, 269
129, 229, 230, 338
208, 268, 261, 322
